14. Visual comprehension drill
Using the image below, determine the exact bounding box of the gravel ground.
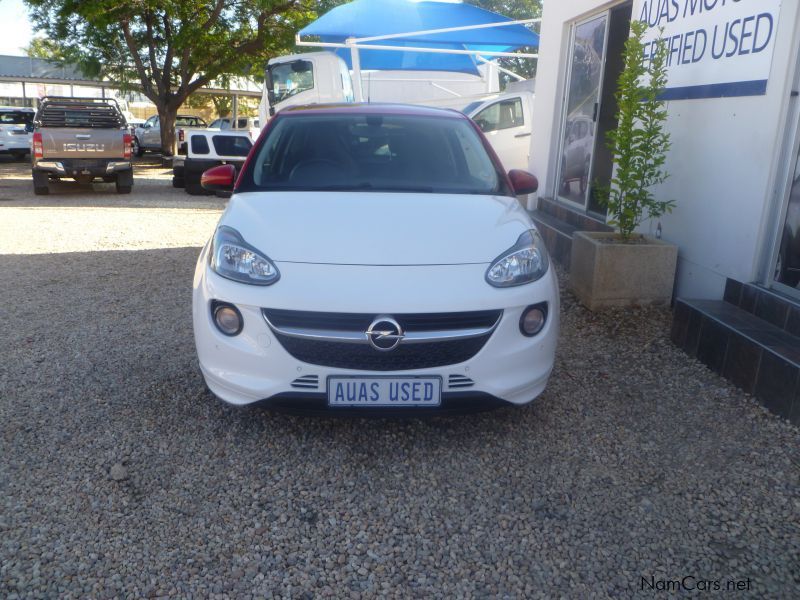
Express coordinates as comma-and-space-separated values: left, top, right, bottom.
1, 156, 799, 598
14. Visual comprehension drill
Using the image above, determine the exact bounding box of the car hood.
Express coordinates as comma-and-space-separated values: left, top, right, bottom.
223, 191, 533, 265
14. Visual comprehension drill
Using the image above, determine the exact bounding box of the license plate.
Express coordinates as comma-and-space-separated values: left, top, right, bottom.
327, 376, 441, 408
73, 159, 100, 168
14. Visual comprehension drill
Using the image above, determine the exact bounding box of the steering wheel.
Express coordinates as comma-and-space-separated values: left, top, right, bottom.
289, 158, 347, 182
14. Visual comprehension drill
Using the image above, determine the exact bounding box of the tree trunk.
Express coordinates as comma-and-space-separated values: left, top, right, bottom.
158, 106, 178, 156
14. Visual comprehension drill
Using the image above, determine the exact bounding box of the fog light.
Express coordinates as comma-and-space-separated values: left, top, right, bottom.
520, 303, 547, 337
212, 302, 243, 336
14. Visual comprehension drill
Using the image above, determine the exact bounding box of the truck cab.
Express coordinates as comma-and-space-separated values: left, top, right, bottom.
258, 52, 354, 125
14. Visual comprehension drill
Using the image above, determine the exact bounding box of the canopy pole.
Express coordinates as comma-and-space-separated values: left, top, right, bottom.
347, 38, 365, 102
477, 56, 525, 82
296, 38, 538, 59
352, 18, 540, 44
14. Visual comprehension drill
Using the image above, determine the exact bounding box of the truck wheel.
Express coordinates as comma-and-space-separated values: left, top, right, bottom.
133, 137, 144, 157
11, 151, 27, 161
32, 171, 49, 195
116, 170, 134, 194
172, 176, 185, 188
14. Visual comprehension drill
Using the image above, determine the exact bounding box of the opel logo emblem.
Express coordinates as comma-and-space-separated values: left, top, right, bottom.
366, 316, 404, 351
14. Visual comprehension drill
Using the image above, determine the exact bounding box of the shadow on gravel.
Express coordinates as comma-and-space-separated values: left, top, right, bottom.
0, 154, 221, 209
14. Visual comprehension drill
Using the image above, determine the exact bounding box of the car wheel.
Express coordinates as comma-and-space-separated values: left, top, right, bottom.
133, 137, 144, 157
11, 151, 27, 162
185, 180, 208, 195
172, 176, 185, 189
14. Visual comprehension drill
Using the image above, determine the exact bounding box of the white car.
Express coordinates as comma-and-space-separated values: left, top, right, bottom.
0, 107, 35, 160
192, 104, 558, 414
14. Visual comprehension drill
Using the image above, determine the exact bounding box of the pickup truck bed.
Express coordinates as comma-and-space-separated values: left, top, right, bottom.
31, 97, 133, 195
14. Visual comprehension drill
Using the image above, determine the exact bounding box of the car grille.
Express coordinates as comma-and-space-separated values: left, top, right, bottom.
263, 309, 501, 371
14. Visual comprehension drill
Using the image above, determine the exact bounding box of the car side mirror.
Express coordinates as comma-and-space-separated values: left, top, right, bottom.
508, 169, 538, 195
201, 164, 237, 198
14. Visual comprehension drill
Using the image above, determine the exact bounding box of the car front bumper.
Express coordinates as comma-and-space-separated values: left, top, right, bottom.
192, 243, 559, 411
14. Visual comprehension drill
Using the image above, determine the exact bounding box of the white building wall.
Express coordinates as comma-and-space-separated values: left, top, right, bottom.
530, 0, 800, 299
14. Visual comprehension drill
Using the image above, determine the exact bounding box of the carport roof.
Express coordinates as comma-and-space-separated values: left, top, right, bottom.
0, 54, 90, 84
299, 0, 539, 74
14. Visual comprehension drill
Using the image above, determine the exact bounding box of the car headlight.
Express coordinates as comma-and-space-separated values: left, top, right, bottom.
486, 230, 549, 287
209, 226, 280, 285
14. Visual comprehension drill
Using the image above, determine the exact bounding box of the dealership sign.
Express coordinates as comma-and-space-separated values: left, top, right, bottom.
633, 0, 782, 99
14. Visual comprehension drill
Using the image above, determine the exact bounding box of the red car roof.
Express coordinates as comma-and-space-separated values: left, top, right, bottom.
279, 103, 466, 119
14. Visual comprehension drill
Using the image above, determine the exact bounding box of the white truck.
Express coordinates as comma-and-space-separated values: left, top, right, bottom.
257, 51, 534, 172
258, 52, 497, 121
174, 129, 252, 195
207, 116, 260, 141
461, 80, 535, 172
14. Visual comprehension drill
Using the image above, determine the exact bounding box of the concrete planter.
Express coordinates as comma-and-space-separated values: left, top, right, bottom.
569, 231, 678, 310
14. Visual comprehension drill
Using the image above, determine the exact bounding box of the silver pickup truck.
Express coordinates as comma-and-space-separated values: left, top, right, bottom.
31, 97, 133, 195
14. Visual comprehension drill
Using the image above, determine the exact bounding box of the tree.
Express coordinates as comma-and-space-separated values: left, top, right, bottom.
23, 37, 66, 61
469, 0, 542, 82
24, 1, 326, 155
597, 21, 673, 241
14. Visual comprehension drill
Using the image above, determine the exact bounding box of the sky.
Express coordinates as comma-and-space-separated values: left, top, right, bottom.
0, 0, 34, 56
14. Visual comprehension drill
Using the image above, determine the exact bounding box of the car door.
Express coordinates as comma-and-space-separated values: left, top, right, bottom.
471, 97, 530, 171
144, 116, 160, 147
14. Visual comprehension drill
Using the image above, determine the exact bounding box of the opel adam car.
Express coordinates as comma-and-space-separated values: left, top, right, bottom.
192, 104, 558, 414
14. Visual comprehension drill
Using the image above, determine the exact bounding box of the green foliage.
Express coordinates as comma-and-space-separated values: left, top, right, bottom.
23, 37, 66, 61
468, 0, 542, 82
597, 20, 674, 242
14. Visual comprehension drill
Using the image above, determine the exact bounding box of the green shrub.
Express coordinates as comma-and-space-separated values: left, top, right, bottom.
598, 20, 674, 242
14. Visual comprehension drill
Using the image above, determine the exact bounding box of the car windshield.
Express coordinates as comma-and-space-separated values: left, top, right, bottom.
0, 111, 33, 126
461, 101, 483, 115
267, 60, 314, 106
176, 116, 206, 126
244, 113, 507, 195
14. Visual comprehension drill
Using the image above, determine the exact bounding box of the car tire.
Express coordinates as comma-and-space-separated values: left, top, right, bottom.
116, 170, 134, 194
185, 180, 208, 195
172, 175, 185, 188
32, 170, 49, 195
11, 151, 27, 162
133, 137, 144, 157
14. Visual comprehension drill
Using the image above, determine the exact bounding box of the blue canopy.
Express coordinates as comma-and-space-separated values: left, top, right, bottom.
299, 0, 539, 74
